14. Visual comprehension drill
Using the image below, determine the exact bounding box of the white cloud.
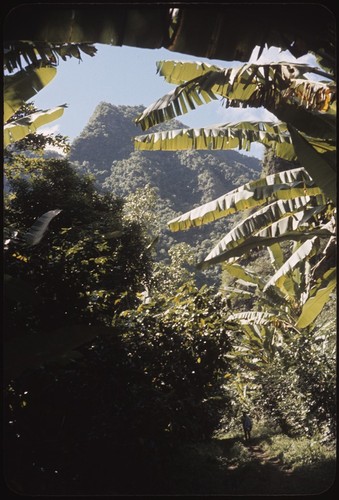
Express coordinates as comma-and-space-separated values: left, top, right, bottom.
215, 106, 277, 125
38, 124, 66, 156
39, 124, 60, 136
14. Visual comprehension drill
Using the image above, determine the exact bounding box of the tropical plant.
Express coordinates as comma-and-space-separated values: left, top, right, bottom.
220, 241, 336, 439
132, 50, 336, 332
3, 41, 97, 147
4, 282, 236, 495
4, 209, 62, 249
3, 159, 153, 381
134, 60, 336, 202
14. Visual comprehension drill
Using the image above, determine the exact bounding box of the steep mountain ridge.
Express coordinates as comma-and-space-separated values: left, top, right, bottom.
69, 102, 262, 210
69, 102, 263, 284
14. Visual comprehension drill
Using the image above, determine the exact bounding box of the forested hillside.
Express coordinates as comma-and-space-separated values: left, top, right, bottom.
69, 102, 262, 284
4, 6, 336, 494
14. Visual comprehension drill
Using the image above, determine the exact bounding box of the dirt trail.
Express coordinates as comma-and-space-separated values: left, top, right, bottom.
222, 440, 333, 496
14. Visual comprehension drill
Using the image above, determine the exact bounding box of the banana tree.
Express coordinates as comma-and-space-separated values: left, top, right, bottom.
133, 57, 336, 333
4, 42, 97, 146
222, 231, 336, 373
134, 60, 336, 202
167, 165, 335, 325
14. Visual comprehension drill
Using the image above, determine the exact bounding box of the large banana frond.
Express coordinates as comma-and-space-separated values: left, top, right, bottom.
6, 209, 62, 248
4, 41, 97, 73
156, 59, 225, 84
200, 199, 327, 269
296, 267, 336, 329
168, 168, 319, 231
157, 59, 332, 86
134, 121, 334, 165
222, 262, 265, 288
135, 62, 336, 135
288, 124, 336, 203
4, 106, 67, 146
198, 229, 331, 268
263, 237, 320, 293
135, 121, 296, 160
4, 65, 57, 122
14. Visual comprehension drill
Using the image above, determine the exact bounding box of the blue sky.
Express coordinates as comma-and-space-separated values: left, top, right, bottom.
33, 43, 318, 159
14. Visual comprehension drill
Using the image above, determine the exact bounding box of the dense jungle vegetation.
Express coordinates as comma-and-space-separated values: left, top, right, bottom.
3, 103, 336, 495
3, 5, 336, 494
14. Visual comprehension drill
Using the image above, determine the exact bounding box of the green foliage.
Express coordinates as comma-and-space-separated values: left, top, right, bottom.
4, 159, 152, 336
115, 281, 236, 440
4, 283, 236, 494
70, 103, 262, 288
250, 320, 336, 439
4, 41, 97, 73
261, 433, 336, 471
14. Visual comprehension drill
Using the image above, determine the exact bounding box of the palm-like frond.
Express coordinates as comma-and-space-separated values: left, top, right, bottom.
4, 106, 67, 147
296, 267, 336, 329
287, 124, 336, 203
199, 198, 328, 269
4, 41, 97, 73
135, 120, 335, 166
5, 209, 62, 248
168, 168, 320, 232
4, 65, 57, 122
263, 237, 319, 292
135, 62, 336, 136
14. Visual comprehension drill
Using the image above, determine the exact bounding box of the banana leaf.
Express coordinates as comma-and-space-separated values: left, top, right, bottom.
287, 124, 336, 203
135, 62, 335, 139
197, 229, 332, 269
296, 267, 336, 329
4, 106, 67, 147
168, 168, 317, 231
4, 65, 57, 122
23, 209, 62, 246
135, 121, 334, 163
202, 198, 325, 266
263, 237, 319, 292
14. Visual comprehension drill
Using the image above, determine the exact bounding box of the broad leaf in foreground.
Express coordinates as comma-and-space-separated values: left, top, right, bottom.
4, 65, 57, 122
4, 106, 67, 147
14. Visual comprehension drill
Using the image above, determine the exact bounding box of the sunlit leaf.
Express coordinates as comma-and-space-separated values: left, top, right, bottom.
168, 168, 319, 231
4, 105, 67, 146
4, 65, 57, 122
296, 267, 336, 329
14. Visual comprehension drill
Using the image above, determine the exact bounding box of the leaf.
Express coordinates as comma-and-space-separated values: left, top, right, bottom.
4, 65, 57, 122
135, 121, 297, 160
135, 61, 335, 137
168, 168, 318, 231
223, 262, 264, 288
201, 197, 325, 268
227, 311, 276, 326
23, 209, 62, 246
198, 229, 331, 269
287, 124, 336, 203
296, 267, 336, 329
263, 237, 319, 292
4, 105, 67, 146
156, 59, 225, 84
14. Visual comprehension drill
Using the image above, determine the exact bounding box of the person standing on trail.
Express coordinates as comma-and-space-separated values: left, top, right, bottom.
241, 411, 252, 442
